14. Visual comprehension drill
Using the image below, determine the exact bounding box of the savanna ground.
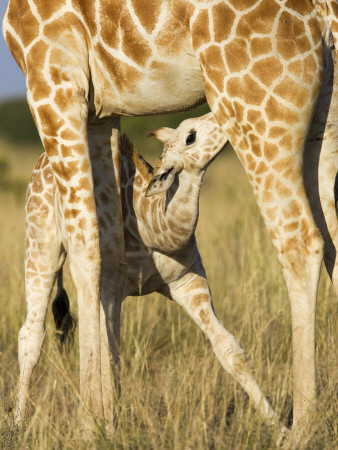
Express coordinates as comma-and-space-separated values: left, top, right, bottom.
0, 103, 337, 449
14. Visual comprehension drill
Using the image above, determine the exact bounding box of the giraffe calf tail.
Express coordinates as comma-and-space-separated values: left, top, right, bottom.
52, 270, 77, 350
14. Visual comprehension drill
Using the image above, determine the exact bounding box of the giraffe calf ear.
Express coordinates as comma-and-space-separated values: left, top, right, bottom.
150, 127, 175, 144
145, 168, 175, 197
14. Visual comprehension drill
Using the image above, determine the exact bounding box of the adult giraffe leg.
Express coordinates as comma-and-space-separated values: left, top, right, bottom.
278, 240, 322, 429
88, 120, 126, 427
99, 299, 122, 427
191, 16, 325, 429
27, 84, 125, 426
169, 272, 276, 423
235, 144, 323, 431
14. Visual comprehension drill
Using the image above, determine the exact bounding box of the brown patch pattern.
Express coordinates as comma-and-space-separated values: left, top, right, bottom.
73, 0, 97, 37
265, 96, 299, 125
227, 75, 266, 106
26, 42, 52, 102
212, 3, 235, 43
131, 0, 162, 34
4, 32, 27, 75
38, 105, 65, 137
200, 46, 226, 92
191, 9, 210, 49
251, 56, 283, 86
7, 0, 39, 47
273, 76, 309, 108
120, 10, 152, 66
237, 0, 280, 38
33, 0, 66, 20
95, 43, 141, 91
277, 12, 311, 60
250, 37, 272, 58
224, 38, 250, 73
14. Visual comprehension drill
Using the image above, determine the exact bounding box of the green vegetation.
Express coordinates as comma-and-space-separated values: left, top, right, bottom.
0, 134, 336, 448
0, 99, 40, 145
0, 155, 27, 203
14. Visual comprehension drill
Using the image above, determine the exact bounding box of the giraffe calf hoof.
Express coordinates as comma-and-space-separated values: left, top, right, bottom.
276, 425, 291, 449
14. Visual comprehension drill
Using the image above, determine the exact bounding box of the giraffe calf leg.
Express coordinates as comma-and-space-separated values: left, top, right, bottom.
169, 273, 276, 423
211, 336, 274, 421
16, 290, 49, 424
16, 159, 66, 424
16, 237, 65, 424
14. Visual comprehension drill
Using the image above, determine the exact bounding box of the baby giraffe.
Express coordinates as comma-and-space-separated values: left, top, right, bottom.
17, 113, 276, 425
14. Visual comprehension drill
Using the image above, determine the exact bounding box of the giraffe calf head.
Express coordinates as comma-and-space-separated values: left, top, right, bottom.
146, 113, 227, 197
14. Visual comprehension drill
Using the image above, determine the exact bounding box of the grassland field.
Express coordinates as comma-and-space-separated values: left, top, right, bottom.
0, 104, 337, 449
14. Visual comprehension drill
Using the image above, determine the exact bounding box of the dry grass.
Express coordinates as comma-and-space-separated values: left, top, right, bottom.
0, 137, 337, 449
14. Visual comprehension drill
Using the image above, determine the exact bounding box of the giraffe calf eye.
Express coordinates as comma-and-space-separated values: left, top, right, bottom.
186, 130, 196, 145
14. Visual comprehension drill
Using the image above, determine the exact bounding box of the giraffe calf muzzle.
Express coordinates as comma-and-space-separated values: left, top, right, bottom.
145, 167, 176, 197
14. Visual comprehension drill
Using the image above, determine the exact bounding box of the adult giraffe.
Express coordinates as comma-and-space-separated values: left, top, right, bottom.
3, 0, 337, 434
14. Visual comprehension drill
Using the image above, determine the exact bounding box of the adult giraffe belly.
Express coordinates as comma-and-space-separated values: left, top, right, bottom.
89, 47, 206, 117
119, 61, 206, 116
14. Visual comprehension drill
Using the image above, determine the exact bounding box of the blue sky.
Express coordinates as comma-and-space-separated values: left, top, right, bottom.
0, 1, 27, 101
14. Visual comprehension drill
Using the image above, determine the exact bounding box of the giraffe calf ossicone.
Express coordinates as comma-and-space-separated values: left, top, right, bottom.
18, 113, 276, 426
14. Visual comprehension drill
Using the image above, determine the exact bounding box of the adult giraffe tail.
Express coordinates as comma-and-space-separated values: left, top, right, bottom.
52, 270, 77, 350
305, 1, 338, 291
313, 1, 338, 56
